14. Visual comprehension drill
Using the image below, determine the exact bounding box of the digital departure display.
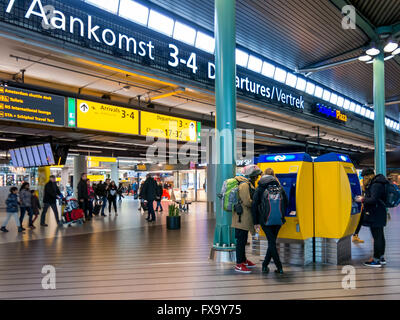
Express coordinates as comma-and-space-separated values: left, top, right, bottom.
25, 147, 36, 167
31, 146, 42, 166
38, 145, 48, 166
44, 143, 55, 165
20, 148, 30, 167
0, 86, 65, 126
14, 149, 23, 167
9, 149, 18, 167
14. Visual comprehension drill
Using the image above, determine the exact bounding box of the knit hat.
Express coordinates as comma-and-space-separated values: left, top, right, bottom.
241, 165, 262, 178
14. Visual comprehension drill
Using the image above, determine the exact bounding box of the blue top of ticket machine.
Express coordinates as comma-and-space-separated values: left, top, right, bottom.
313, 153, 353, 163
256, 153, 313, 164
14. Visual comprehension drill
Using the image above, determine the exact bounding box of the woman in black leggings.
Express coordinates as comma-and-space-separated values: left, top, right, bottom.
107, 181, 118, 216
252, 174, 288, 274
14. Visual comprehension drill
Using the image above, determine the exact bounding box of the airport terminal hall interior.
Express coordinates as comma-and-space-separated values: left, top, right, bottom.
1, 0, 400, 307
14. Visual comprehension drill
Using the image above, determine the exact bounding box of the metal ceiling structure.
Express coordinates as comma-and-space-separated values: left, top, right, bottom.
148, 0, 400, 116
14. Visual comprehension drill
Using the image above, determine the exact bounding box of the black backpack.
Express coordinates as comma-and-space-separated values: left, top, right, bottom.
259, 185, 286, 226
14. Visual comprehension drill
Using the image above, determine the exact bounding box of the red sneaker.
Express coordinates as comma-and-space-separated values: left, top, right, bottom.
245, 260, 256, 268
235, 263, 252, 274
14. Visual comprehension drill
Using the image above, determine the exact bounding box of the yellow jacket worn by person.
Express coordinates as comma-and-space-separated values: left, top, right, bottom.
231, 176, 256, 234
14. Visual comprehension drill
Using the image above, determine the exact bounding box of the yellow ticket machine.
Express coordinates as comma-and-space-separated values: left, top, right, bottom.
314, 153, 362, 264
255, 153, 314, 265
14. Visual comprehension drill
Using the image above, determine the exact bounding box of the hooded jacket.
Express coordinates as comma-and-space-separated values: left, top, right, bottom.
231, 176, 256, 233
19, 188, 32, 207
251, 175, 288, 227
363, 174, 388, 228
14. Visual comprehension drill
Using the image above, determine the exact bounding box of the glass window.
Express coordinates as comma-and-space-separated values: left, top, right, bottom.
173, 21, 196, 45
305, 82, 315, 95
236, 49, 249, 67
322, 90, 331, 101
86, 0, 119, 14
247, 55, 263, 73
261, 61, 275, 78
296, 78, 307, 91
274, 68, 287, 83
195, 32, 214, 53
119, 0, 149, 26
148, 10, 174, 36
314, 86, 323, 98
285, 73, 297, 88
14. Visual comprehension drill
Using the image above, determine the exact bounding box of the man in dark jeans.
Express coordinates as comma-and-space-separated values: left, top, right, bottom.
141, 174, 158, 222
77, 173, 89, 221
356, 168, 388, 268
41, 175, 63, 227
96, 180, 109, 217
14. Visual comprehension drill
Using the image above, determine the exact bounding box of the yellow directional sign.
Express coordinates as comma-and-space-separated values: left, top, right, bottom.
141, 112, 197, 142
77, 100, 139, 135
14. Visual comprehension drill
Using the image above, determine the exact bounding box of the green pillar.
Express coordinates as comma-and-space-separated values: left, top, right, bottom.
373, 51, 386, 175
212, 0, 237, 250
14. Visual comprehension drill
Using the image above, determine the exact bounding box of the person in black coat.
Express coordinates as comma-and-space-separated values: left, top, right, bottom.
252, 174, 288, 274
107, 181, 118, 216
356, 168, 388, 268
77, 173, 90, 221
141, 174, 158, 222
40, 175, 63, 227
155, 181, 163, 212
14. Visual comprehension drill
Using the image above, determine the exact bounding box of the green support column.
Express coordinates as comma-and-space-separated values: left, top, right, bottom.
212, 0, 237, 254
373, 51, 386, 175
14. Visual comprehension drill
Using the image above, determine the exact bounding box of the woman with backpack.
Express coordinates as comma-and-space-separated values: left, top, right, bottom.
252, 174, 288, 274
231, 165, 262, 274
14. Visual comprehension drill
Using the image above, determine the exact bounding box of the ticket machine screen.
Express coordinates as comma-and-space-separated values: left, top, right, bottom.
276, 173, 297, 217
348, 173, 362, 215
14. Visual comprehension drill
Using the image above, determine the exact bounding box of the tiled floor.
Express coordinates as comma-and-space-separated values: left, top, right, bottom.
0, 197, 399, 300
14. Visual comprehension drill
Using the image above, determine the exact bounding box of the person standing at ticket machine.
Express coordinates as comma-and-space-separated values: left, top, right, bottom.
40, 175, 63, 227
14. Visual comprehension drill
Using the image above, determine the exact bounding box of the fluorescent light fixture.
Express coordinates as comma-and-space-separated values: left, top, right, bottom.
349, 102, 356, 112
329, 93, 338, 105
384, 41, 398, 53
385, 118, 389, 126
384, 55, 394, 61
69, 149, 102, 154
355, 104, 362, 114
314, 86, 323, 98
195, 32, 214, 53
397, 123, 400, 131
148, 10, 174, 36
322, 90, 331, 102
77, 144, 128, 151
359, 55, 372, 62
236, 49, 249, 67
118, 0, 149, 25
305, 82, 315, 95
393, 48, 400, 55
86, 0, 119, 14
343, 100, 351, 110
247, 55, 263, 72
296, 78, 307, 91
274, 68, 287, 83
360, 107, 367, 116
173, 21, 196, 46
366, 47, 380, 56
0, 137, 16, 142
261, 61, 275, 78
365, 109, 371, 118
285, 73, 298, 88
336, 96, 344, 107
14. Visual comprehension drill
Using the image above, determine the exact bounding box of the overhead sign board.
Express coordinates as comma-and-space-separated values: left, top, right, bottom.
141, 112, 198, 142
76, 99, 139, 135
0, 86, 65, 126
313, 103, 347, 123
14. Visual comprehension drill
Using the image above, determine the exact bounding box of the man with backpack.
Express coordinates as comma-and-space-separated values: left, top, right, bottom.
355, 168, 398, 267
228, 165, 262, 274
252, 174, 288, 274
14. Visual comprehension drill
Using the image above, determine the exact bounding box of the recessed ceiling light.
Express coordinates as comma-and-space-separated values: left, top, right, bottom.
392, 47, 400, 55
384, 55, 394, 61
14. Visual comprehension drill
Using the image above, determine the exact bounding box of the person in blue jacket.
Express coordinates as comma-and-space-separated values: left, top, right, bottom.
1, 187, 24, 233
